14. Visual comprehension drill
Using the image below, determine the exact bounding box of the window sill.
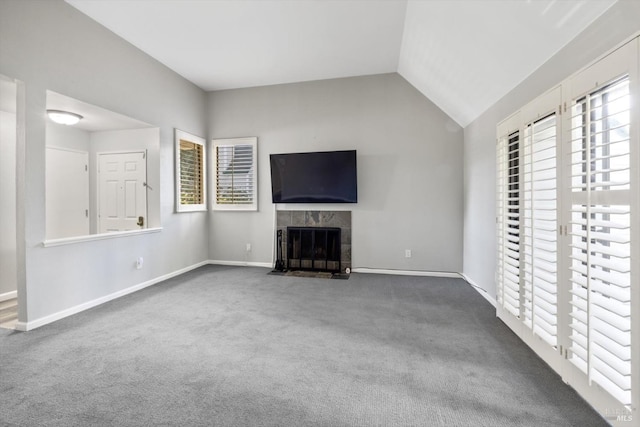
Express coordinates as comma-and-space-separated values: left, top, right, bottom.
42, 227, 163, 248
176, 206, 207, 213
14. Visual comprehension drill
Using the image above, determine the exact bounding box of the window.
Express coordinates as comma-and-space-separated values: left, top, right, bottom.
568, 75, 632, 406
522, 112, 558, 348
496, 38, 638, 415
212, 137, 257, 211
175, 129, 206, 212
497, 123, 522, 318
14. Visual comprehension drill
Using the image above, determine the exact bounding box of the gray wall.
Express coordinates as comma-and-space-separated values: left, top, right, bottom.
0, 0, 208, 325
208, 73, 464, 273
462, 1, 640, 301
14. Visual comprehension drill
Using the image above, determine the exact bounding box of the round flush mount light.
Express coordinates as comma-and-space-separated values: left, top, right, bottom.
47, 109, 83, 125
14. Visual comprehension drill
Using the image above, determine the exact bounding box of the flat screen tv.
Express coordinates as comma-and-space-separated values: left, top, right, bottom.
270, 150, 357, 203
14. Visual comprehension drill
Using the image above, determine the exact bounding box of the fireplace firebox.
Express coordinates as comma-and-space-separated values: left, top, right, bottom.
287, 227, 341, 273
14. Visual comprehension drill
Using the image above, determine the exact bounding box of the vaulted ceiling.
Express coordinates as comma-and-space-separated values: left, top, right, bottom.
66, 0, 617, 127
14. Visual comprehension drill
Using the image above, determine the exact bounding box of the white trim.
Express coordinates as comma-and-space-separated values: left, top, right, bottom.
14, 260, 209, 331
208, 260, 273, 269
460, 273, 497, 307
42, 227, 162, 247
350, 267, 461, 278
569, 30, 640, 89
0, 291, 17, 302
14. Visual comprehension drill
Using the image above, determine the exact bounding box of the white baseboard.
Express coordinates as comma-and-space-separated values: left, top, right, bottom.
350, 267, 462, 279
460, 273, 497, 307
13, 261, 495, 332
15, 260, 210, 332
208, 260, 273, 269
0, 290, 17, 302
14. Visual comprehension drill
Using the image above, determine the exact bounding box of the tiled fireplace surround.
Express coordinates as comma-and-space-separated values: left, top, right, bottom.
276, 210, 352, 274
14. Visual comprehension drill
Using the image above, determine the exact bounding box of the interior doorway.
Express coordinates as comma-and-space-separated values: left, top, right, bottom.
0, 74, 19, 329
97, 151, 148, 233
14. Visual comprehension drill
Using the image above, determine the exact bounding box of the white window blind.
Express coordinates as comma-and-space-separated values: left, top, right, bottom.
180, 141, 204, 204
213, 137, 257, 211
496, 38, 638, 417
568, 75, 632, 406
497, 130, 521, 318
522, 114, 558, 347
175, 129, 206, 212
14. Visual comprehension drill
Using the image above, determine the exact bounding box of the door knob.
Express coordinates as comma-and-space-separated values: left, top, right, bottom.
137, 216, 144, 227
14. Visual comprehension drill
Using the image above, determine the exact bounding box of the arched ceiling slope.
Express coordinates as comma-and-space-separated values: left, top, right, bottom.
66, 0, 617, 127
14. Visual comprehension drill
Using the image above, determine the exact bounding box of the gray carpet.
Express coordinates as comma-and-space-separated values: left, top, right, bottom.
0, 265, 606, 426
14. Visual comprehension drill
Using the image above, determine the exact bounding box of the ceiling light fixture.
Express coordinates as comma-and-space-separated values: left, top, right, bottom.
47, 109, 83, 125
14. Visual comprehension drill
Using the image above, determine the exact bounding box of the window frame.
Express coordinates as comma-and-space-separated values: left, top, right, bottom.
212, 136, 258, 211
175, 129, 207, 213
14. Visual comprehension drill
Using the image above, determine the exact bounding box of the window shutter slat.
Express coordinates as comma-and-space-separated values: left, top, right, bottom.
568, 75, 632, 406
178, 138, 205, 207
213, 138, 258, 210
522, 113, 558, 347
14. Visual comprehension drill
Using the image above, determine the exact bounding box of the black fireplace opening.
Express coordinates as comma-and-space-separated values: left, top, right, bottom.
287, 227, 341, 273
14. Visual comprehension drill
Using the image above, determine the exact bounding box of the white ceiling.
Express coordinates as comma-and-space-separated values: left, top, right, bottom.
47, 91, 152, 132
66, 0, 617, 127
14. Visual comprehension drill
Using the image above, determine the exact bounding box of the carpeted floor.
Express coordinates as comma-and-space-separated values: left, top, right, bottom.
0, 265, 606, 426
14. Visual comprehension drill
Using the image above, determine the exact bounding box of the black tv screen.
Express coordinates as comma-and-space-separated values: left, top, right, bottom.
270, 150, 357, 203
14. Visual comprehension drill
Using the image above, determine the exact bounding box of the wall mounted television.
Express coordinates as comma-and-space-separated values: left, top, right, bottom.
270, 150, 358, 203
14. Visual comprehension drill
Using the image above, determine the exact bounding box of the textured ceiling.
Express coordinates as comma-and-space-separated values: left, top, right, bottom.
66, 0, 617, 127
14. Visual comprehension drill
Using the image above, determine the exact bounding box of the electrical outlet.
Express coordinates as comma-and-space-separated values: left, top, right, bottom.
136, 257, 144, 270
246, 243, 252, 252
405, 249, 412, 258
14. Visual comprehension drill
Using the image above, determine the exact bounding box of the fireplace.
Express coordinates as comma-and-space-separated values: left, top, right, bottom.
276, 210, 351, 274
287, 227, 341, 272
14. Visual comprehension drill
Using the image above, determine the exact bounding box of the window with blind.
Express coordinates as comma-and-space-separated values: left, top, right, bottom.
496, 38, 638, 417
212, 137, 257, 211
496, 89, 560, 353
496, 127, 521, 318
522, 113, 558, 348
175, 129, 206, 212
568, 75, 632, 406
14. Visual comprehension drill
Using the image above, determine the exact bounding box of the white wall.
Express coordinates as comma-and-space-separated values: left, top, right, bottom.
0, 0, 208, 326
462, 1, 640, 301
208, 73, 464, 273
45, 122, 91, 239
46, 121, 90, 152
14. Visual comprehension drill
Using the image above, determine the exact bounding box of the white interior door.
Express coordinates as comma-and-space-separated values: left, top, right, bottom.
46, 147, 90, 239
98, 151, 147, 233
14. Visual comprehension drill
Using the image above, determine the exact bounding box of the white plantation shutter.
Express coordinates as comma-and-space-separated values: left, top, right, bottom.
497, 129, 522, 318
180, 141, 204, 204
567, 75, 632, 406
496, 38, 639, 417
175, 129, 206, 212
213, 137, 258, 211
522, 113, 558, 347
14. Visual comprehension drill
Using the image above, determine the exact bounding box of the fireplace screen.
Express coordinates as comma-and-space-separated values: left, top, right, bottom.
287, 227, 341, 272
